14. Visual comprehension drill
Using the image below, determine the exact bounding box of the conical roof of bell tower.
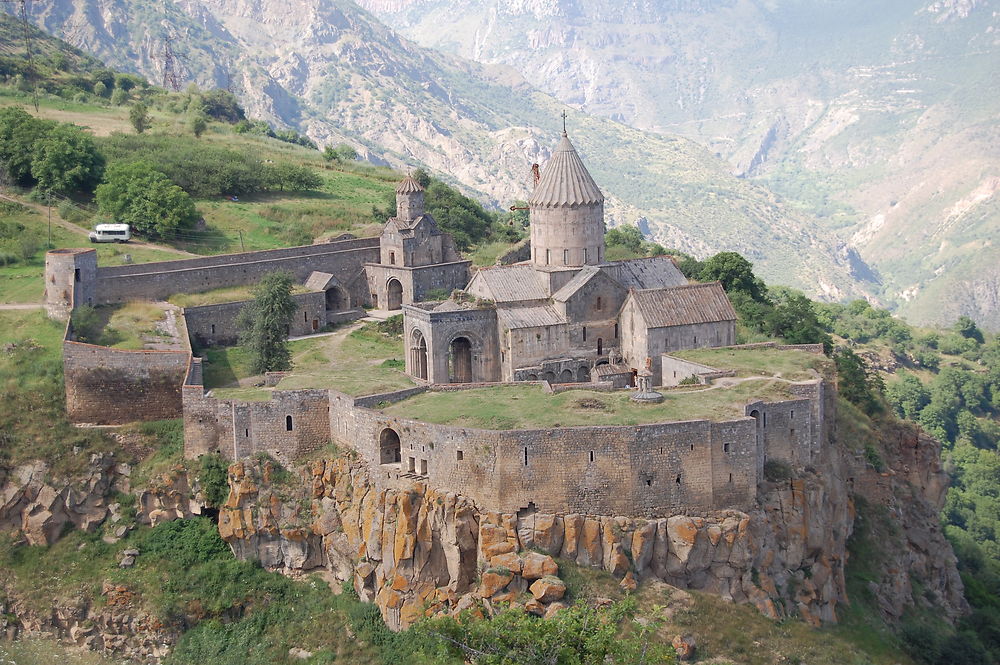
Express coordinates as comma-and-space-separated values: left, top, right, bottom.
528, 132, 604, 208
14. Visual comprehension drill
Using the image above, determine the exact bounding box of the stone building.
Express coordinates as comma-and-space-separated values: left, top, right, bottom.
403, 130, 737, 386
366, 175, 471, 310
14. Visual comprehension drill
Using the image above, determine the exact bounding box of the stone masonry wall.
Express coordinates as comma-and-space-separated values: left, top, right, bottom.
183, 291, 330, 347
184, 381, 825, 518
93, 239, 379, 305
64, 340, 190, 424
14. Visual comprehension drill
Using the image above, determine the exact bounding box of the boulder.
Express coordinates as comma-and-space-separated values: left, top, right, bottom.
521, 552, 558, 580
671, 634, 696, 661
478, 569, 514, 598
524, 598, 545, 616
529, 577, 566, 603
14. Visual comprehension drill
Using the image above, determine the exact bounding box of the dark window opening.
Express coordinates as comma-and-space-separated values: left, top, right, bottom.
645, 478, 652, 486
304, 311, 308, 322
729, 473, 733, 483
614, 323, 618, 338
790, 410, 795, 419
456, 450, 464, 461
523, 447, 528, 466
583, 326, 587, 341
211, 324, 215, 335
389, 251, 396, 265
589, 450, 594, 463
694, 335, 698, 344
724, 442, 730, 453
285, 415, 293, 431
74, 268, 80, 282
597, 338, 603, 355
245, 429, 249, 438
790, 428, 796, 438
596, 297, 602, 310
690, 443, 694, 451
675, 474, 681, 484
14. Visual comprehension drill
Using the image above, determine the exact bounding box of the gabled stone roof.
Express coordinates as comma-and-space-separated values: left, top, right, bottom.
395, 175, 424, 194
629, 282, 737, 328
467, 264, 549, 302
613, 256, 687, 290
497, 305, 566, 330
528, 134, 604, 208
551, 265, 601, 302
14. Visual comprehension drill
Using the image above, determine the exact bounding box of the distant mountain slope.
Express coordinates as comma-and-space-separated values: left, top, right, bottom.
4, 0, 879, 302
357, 0, 1000, 329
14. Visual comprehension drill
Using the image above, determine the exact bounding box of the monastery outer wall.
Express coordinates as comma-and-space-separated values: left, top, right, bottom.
184, 291, 335, 347
92, 239, 379, 304
183, 379, 828, 517
183, 386, 330, 463
63, 317, 191, 424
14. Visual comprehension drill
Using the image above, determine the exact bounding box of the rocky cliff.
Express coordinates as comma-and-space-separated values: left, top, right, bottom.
216, 412, 966, 631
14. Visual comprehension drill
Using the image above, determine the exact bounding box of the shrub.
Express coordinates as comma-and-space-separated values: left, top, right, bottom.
764, 460, 793, 482
199, 454, 230, 508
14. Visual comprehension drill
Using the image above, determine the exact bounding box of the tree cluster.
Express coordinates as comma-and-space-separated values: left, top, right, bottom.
0, 107, 104, 194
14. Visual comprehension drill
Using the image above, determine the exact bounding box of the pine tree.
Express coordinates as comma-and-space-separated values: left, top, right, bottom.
236, 272, 297, 374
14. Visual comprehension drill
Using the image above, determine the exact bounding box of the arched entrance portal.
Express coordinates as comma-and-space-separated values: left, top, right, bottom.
386, 278, 403, 310
449, 337, 473, 383
379, 428, 401, 464
577, 366, 591, 382
559, 369, 573, 383
411, 330, 428, 380
325, 286, 347, 312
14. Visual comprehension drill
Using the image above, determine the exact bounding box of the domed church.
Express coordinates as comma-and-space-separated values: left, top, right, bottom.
401, 129, 737, 387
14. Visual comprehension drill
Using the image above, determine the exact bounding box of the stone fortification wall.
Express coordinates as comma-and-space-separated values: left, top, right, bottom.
184, 377, 827, 517
183, 386, 330, 463
184, 291, 331, 347
93, 238, 379, 304
64, 334, 190, 425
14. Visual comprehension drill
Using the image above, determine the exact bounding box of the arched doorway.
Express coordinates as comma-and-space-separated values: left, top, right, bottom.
325, 287, 348, 312
411, 330, 428, 380
597, 338, 603, 355
386, 278, 403, 310
543, 371, 555, 382
577, 366, 591, 382
449, 337, 473, 383
379, 428, 401, 464
559, 368, 573, 383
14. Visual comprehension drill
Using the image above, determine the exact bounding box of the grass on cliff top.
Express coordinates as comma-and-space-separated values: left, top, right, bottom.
274, 322, 413, 396
671, 346, 831, 381
168, 283, 311, 308
202, 322, 412, 400
383, 379, 793, 429
0, 310, 118, 474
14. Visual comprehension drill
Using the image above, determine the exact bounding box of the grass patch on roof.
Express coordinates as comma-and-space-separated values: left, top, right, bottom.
382, 380, 794, 429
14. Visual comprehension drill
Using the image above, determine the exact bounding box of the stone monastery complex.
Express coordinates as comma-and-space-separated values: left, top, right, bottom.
44, 130, 831, 520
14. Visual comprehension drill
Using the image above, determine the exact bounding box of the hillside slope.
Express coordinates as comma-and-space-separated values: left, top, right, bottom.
357, 0, 1000, 329
3, 0, 876, 302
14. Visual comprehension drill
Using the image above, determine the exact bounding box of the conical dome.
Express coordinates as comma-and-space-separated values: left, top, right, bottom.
396, 175, 424, 194
528, 134, 604, 208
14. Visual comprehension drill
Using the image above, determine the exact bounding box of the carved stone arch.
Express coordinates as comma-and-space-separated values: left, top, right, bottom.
410, 328, 428, 380
386, 277, 404, 310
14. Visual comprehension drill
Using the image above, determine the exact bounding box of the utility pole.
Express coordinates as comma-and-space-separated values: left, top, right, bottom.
238, 230, 245, 252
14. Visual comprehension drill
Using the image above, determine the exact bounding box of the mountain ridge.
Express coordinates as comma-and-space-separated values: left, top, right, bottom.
5, 0, 879, 303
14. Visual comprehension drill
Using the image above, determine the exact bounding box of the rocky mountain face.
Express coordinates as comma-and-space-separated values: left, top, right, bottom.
6, 0, 878, 302
357, 0, 1000, 329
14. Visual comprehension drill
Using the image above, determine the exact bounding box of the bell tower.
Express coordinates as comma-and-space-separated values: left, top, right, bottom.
396, 174, 425, 221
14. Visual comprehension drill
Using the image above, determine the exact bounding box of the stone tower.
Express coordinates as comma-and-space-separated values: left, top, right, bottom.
396, 175, 425, 222
529, 131, 605, 268
44, 248, 97, 320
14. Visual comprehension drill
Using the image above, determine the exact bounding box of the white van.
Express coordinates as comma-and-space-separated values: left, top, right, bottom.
89, 224, 131, 243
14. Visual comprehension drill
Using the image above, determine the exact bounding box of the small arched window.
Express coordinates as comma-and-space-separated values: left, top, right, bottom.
285, 415, 293, 431
596, 296, 602, 310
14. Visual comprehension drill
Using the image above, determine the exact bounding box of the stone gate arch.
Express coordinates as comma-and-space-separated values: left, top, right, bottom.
379, 428, 401, 464
410, 329, 428, 380
386, 278, 403, 310
449, 336, 473, 383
